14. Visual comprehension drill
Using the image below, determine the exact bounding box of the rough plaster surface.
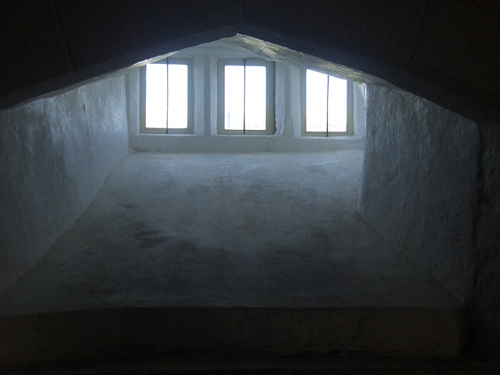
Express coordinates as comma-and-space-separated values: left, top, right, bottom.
359, 86, 478, 304
0, 74, 129, 294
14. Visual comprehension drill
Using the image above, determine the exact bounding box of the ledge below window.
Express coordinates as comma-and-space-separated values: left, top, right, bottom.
129, 134, 364, 153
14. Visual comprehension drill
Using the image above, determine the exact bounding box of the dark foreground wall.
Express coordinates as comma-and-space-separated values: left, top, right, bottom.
0, 75, 129, 294
471, 123, 500, 359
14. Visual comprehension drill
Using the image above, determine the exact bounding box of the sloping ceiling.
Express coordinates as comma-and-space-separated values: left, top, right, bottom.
0, 0, 498, 122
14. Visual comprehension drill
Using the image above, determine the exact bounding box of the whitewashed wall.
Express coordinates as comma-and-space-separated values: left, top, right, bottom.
0, 75, 129, 294
359, 85, 478, 303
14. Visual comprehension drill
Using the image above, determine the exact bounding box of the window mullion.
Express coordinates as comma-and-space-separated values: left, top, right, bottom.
243, 58, 246, 135
326, 74, 329, 138
166, 58, 169, 134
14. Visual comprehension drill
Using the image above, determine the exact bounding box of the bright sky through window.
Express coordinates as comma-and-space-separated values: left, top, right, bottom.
306, 69, 347, 133
145, 63, 188, 129
224, 65, 267, 131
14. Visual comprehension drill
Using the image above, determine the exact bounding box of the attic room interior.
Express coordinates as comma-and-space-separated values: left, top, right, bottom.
0, 1, 499, 374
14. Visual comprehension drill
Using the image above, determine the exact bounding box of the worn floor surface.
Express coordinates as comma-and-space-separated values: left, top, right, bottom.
0, 150, 458, 316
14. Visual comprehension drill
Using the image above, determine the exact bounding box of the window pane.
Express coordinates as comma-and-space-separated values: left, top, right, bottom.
306, 70, 328, 132
145, 63, 188, 129
244, 66, 266, 131
167, 64, 188, 129
306, 69, 347, 133
224, 66, 244, 130
145, 64, 167, 128
224, 65, 266, 131
327, 76, 347, 132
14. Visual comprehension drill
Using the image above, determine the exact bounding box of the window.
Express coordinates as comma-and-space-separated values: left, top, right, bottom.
301, 69, 353, 136
217, 59, 275, 135
140, 58, 193, 134
137, 53, 357, 139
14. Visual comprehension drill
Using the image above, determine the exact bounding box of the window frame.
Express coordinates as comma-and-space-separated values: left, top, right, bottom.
140, 57, 194, 135
300, 69, 354, 137
217, 58, 275, 135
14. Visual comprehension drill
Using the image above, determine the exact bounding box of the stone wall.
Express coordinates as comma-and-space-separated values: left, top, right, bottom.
359, 85, 478, 303
0, 74, 129, 294
358, 85, 500, 358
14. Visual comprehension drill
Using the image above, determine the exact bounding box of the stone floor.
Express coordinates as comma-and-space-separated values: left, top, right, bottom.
0, 150, 458, 315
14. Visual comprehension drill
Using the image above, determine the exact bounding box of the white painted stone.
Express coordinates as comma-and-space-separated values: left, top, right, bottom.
0, 75, 129, 294
359, 85, 478, 303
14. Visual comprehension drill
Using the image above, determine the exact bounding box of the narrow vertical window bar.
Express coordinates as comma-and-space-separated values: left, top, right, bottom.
166, 58, 169, 134
326, 75, 329, 137
243, 59, 247, 135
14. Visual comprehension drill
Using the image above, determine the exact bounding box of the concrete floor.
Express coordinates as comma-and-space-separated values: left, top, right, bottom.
0, 150, 458, 315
